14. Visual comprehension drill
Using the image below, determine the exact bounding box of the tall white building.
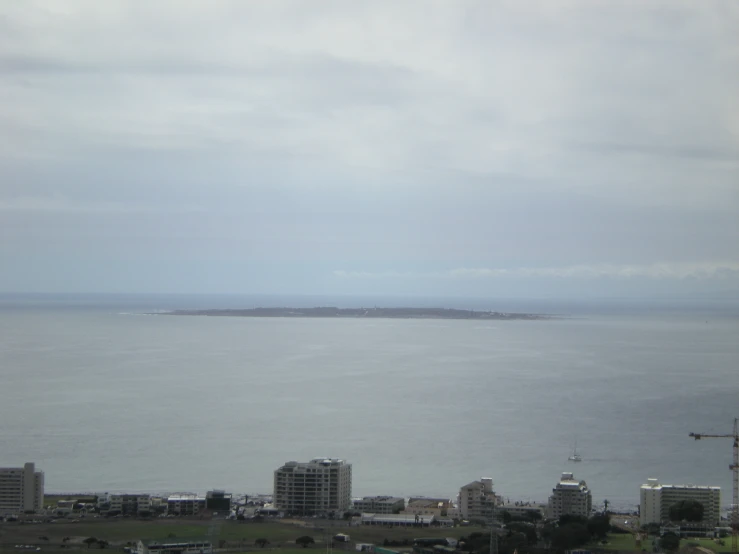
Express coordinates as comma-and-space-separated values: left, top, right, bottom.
458, 478, 496, 521
639, 478, 721, 526
0, 462, 45, 515
274, 458, 352, 515
547, 472, 592, 519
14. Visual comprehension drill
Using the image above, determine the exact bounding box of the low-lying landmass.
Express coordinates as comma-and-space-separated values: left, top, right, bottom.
157, 307, 554, 320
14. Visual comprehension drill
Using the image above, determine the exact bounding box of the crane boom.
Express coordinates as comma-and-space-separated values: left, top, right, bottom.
689, 418, 739, 554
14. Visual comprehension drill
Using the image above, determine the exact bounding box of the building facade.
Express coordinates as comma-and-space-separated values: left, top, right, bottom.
401, 499, 448, 518
0, 463, 44, 515
109, 494, 152, 515
205, 490, 232, 512
458, 478, 496, 522
352, 496, 405, 514
137, 539, 212, 554
274, 458, 352, 515
639, 478, 721, 526
167, 494, 206, 515
547, 472, 592, 519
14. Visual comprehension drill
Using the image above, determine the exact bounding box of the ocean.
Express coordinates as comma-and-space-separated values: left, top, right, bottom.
1, 293, 738, 512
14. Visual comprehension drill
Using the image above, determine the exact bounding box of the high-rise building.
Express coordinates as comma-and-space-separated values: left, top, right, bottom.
639, 478, 721, 526
547, 472, 592, 519
458, 478, 497, 522
0, 462, 45, 515
274, 458, 352, 515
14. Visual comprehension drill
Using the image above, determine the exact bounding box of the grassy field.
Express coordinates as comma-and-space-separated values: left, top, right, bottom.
593, 533, 733, 553
0, 518, 476, 554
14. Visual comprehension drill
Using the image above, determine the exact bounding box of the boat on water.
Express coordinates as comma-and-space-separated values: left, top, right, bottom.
568, 441, 582, 462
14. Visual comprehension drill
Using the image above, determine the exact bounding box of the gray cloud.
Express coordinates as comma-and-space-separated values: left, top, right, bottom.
0, 1, 737, 295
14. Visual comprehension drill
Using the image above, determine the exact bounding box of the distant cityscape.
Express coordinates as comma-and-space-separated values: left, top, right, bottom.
0, 458, 729, 536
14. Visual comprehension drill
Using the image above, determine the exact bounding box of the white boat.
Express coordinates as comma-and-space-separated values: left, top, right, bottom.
568, 441, 582, 462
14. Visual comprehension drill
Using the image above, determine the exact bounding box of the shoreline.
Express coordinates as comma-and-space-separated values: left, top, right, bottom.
154, 306, 558, 320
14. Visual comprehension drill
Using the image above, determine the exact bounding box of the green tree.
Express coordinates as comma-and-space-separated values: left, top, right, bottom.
83, 537, 98, 549
296, 536, 315, 548
669, 500, 704, 522
551, 523, 590, 552
539, 523, 555, 548
500, 532, 528, 554
587, 514, 611, 539
506, 522, 537, 545
255, 538, 270, 548
559, 514, 589, 527
660, 532, 680, 551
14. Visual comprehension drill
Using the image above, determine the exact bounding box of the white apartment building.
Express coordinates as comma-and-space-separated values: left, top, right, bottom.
0, 462, 44, 515
274, 458, 352, 515
109, 494, 152, 515
352, 496, 405, 514
639, 478, 721, 526
166, 494, 206, 515
458, 478, 496, 521
547, 472, 592, 519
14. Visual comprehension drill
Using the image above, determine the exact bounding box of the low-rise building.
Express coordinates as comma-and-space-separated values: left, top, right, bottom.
205, 490, 232, 512
109, 494, 151, 515
498, 504, 545, 521
167, 494, 206, 516
401, 499, 448, 518
547, 472, 592, 520
0, 463, 44, 515
409, 497, 452, 509
137, 539, 212, 554
360, 513, 434, 526
640, 478, 721, 526
352, 496, 405, 514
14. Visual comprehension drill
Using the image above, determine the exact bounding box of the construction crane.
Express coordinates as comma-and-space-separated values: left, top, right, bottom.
689, 417, 739, 554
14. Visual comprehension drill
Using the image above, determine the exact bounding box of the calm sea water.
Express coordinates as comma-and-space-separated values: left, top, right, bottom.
1, 294, 738, 512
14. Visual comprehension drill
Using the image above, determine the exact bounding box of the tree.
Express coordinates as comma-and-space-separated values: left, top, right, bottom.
669, 500, 704, 522
506, 522, 537, 545
660, 532, 680, 552
255, 538, 270, 548
559, 514, 589, 527
83, 537, 99, 549
551, 523, 590, 552
296, 536, 315, 548
641, 522, 661, 536
539, 523, 555, 548
588, 513, 611, 540
501, 532, 529, 554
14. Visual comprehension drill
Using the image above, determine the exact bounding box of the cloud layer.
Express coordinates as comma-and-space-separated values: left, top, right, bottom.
0, 1, 737, 296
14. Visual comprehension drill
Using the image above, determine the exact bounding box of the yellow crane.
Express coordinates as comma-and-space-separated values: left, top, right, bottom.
689, 417, 739, 554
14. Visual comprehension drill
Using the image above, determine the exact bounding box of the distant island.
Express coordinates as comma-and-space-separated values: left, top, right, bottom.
158, 307, 554, 320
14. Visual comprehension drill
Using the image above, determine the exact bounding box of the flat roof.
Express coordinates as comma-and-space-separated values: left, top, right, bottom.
362, 513, 436, 523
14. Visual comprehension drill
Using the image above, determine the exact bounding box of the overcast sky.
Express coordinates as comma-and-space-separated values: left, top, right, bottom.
1, 1, 737, 298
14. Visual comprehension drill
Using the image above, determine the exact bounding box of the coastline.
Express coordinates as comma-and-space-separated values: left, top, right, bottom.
154, 306, 557, 320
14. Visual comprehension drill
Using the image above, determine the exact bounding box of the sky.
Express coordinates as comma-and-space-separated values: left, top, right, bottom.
1, 1, 738, 299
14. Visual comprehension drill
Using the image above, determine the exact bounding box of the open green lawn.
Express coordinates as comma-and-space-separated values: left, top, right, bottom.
593, 533, 733, 553
0, 519, 476, 552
